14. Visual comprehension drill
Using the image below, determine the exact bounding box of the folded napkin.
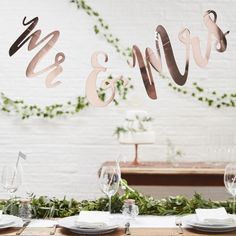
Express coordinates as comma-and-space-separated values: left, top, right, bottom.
195, 208, 235, 226
28, 219, 57, 227
75, 211, 110, 229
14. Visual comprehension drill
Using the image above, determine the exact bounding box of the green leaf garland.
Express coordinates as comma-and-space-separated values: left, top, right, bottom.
0, 76, 133, 119
1, 181, 234, 218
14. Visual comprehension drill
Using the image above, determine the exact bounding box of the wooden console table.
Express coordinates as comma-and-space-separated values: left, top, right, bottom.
101, 162, 227, 186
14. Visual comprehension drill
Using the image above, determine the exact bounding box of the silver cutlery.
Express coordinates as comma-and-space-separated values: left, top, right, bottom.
16, 220, 31, 235
50, 224, 57, 235
125, 222, 131, 235
175, 217, 183, 234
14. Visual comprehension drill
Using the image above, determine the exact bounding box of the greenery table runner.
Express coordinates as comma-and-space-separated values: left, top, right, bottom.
1, 182, 234, 218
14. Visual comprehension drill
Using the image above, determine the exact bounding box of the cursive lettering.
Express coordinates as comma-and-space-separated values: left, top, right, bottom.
86, 51, 128, 107
9, 16, 65, 88
128, 10, 229, 99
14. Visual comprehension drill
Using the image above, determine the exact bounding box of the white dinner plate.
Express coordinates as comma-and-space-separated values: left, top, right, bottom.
70, 228, 117, 235
0, 215, 23, 229
0, 218, 14, 228
183, 214, 236, 233
58, 216, 119, 235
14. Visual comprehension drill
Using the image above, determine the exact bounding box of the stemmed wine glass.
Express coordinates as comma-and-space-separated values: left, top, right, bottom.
224, 163, 236, 214
99, 164, 120, 214
1, 166, 22, 205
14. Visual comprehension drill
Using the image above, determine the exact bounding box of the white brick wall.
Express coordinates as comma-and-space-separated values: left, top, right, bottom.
0, 0, 235, 200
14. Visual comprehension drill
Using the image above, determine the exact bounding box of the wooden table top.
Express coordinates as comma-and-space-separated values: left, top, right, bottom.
1, 227, 236, 236
103, 161, 227, 175
101, 161, 227, 186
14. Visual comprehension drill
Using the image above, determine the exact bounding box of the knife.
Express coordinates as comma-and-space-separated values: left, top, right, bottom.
125, 222, 131, 235
16, 220, 31, 235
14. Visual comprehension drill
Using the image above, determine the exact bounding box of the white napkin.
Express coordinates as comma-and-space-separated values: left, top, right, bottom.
195, 208, 235, 225
75, 211, 109, 229
28, 219, 57, 227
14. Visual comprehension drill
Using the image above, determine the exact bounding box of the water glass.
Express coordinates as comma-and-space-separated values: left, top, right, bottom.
99, 164, 120, 214
224, 163, 236, 214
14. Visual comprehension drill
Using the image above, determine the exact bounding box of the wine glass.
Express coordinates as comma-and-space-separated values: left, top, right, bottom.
1, 166, 22, 200
224, 163, 236, 214
99, 164, 120, 214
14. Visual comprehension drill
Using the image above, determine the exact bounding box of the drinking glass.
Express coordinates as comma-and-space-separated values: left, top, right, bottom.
1, 166, 22, 199
99, 164, 120, 214
224, 163, 236, 214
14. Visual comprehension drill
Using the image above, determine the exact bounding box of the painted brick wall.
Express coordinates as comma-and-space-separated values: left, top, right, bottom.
0, 0, 235, 200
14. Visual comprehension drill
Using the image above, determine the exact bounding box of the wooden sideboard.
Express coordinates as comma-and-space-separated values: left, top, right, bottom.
101, 162, 227, 186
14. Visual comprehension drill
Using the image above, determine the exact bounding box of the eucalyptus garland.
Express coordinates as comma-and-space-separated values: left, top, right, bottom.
0, 0, 235, 119
1, 181, 235, 218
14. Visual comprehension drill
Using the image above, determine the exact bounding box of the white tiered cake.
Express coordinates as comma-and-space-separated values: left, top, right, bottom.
119, 110, 155, 144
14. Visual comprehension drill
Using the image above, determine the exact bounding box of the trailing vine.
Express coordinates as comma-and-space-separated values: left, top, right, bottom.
1, 181, 235, 218
167, 80, 236, 108
0, 0, 235, 119
70, 0, 132, 60
0, 76, 133, 119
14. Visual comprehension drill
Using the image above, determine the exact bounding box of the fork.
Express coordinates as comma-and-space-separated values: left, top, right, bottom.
16, 220, 31, 235
175, 217, 183, 234
50, 224, 57, 235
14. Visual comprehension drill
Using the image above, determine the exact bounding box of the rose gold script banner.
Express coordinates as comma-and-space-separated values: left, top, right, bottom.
86, 10, 229, 106
86, 51, 128, 107
128, 10, 229, 99
7, 11, 228, 106
9, 17, 65, 88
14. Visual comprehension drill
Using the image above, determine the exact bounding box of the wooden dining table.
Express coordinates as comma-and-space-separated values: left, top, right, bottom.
1, 227, 236, 236
0, 213, 235, 236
